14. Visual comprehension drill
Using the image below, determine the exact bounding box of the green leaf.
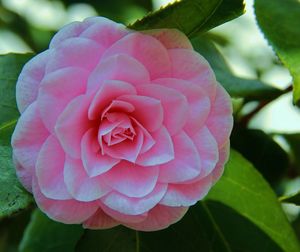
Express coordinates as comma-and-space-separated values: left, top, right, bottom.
0, 53, 33, 146
192, 36, 284, 100
282, 133, 300, 171
280, 192, 300, 206
76, 150, 299, 252
0, 146, 32, 219
206, 150, 300, 252
230, 128, 289, 185
254, 0, 300, 105
129, 0, 245, 38
20, 209, 84, 252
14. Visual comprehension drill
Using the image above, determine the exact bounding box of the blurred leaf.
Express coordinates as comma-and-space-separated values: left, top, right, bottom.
192, 36, 283, 100
129, 0, 245, 38
231, 128, 289, 184
280, 192, 300, 205
0, 146, 32, 219
20, 209, 84, 252
76, 150, 298, 252
282, 133, 300, 171
0, 53, 33, 146
255, 0, 300, 105
76, 226, 137, 252
0, 209, 32, 252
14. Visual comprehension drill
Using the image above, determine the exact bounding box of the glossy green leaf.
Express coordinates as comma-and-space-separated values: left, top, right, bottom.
20, 209, 84, 252
0, 146, 32, 219
75, 150, 299, 252
231, 128, 289, 184
255, 0, 300, 105
206, 150, 300, 252
129, 0, 245, 38
192, 36, 283, 100
0, 53, 33, 146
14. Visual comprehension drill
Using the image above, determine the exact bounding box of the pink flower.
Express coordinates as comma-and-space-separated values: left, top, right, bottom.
11, 17, 233, 231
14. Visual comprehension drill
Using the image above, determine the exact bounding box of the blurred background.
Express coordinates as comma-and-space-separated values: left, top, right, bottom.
1, 0, 300, 232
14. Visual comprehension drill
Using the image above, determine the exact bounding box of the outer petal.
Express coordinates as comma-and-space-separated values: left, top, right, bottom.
12, 154, 32, 192
88, 80, 136, 120
118, 95, 163, 132
55, 94, 93, 158
80, 18, 129, 48
11, 102, 49, 187
36, 135, 72, 200
101, 183, 167, 215
50, 17, 101, 48
193, 126, 219, 178
100, 203, 148, 224
206, 85, 233, 148
103, 161, 159, 198
33, 177, 98, 224
124, 205, 188, 231
152, 78, 211, 135
37, 67, 89, 132
160, 175, 212, 207
212, 142, 230, 183
81, 128, 119, 177
87, 54, 150, 94
136, 84, 189, 135
145, 29, 193, 49
159, 131, 201, 183
168, 48, 217, 100
136, 126, 174, 166
16, 51, 49, 113
102, 33, 171, 79
46, 37, 104, 74
83, 208, 119, 229
64, 156, 111, 202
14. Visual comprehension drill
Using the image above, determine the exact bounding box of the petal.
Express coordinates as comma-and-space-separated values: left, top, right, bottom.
206, 85, 233, 148
212, 142, 230, 183
37, 67, 89, 132
33, 177, 98, 224
101, 183, 167, 215
102, 126, 144, 163
55, 94, 93, 158
118, 95, 163, 132
50, 17, 101, 48
12, 154, 32, 192
193, 126, 219, 178
11, 102, 49, 180
102, 33, 171, 79
136, 126, 174, 166
88, 80, 136, 120
160, 175, 212, 207
83, 208, 119, 229
87, 54, 150, 94
159, 131, 201, 183
80, 17, 129, 48
36, 135, 71, 200
103, 161, 159, 197
81, 128, 120, 177
168, 48, 217, 100
145, 29, 193, 49
136, 84, 189, 135
100, 203, 148, 224
46, 37, 104, 73
64, 156, 111, 202
16, 50, 49, 113
152, 78, 211, 135
124, 205, 188, 231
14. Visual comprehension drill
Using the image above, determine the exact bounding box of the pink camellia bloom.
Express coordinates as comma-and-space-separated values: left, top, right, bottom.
11, 17, 233, 231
